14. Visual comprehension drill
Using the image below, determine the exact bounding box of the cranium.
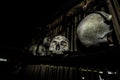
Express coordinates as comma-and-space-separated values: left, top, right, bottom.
77, 11, 112, 47
49, 35, 69, 54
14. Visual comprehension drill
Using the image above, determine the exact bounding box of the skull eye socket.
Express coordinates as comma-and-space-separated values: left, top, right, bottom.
52, 41, 57, 45
61, 41, 67, 46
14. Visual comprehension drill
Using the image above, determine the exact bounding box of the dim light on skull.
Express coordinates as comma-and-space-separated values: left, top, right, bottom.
49, 35, 70, 54
77, 11, 112, 47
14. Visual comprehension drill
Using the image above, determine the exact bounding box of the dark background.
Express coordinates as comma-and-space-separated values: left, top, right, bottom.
0, 0, 120, 67
1, 0, 120, 58
1, 0, 82, 48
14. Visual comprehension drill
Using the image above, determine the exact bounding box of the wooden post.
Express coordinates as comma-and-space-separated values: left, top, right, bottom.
106, 0, 120, 44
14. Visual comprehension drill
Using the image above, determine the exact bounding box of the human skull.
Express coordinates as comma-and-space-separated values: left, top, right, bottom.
77, 11, 112, 47
49, 35, 69, 54
43, 37, 51, 47
29, 44, 46, 56
37, 45, 46, 56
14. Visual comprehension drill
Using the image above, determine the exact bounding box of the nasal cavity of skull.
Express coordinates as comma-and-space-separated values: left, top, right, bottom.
52, 41, 60, 50
56, 44, 60, 50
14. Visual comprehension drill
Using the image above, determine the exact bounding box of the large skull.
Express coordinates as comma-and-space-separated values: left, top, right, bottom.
49, 35, 69, 54
77, 11, 112, 47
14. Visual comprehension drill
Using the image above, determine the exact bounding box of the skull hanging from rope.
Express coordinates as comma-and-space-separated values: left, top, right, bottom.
77, 11, 112, 47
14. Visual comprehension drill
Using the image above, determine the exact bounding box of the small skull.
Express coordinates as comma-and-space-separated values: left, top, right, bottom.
49, 35, 69, 54
37, 45, 46, 56
43, 37, 51, 47
77, 11, 112, 47
29, 44, 46, 56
